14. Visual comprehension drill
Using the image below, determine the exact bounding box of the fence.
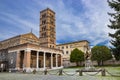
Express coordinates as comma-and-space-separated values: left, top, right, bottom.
21, 68, 120, 77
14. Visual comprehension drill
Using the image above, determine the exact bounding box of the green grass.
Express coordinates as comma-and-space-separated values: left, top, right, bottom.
63, 66, 120, 80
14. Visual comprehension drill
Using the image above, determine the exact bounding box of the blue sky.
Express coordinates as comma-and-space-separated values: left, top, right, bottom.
0, 0, 114, 47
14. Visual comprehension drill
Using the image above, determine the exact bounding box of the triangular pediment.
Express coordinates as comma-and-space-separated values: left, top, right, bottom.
21, 32, 39, 41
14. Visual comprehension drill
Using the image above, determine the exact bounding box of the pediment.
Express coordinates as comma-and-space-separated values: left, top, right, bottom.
21, 33, 39, 41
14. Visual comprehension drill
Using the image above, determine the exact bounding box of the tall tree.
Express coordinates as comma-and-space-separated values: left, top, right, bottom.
108, 0, 120, 60
70, 48, 84, 66
91, 46, 112, 66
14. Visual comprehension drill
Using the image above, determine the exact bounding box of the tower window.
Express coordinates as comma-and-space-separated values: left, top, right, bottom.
42, 26, 46, 31
50, 27, 54, 32
42, 14, 46, 18
51, 15, 54, 18
42, 32, 46, 37
42, 20, 46, 24
50, 20, 54, 25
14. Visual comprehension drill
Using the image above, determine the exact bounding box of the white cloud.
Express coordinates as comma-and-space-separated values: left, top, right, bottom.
0, 0, 114, 47
0, 12, 39, 37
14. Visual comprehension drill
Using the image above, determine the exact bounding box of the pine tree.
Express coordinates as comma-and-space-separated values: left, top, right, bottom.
108, 0, 120, 60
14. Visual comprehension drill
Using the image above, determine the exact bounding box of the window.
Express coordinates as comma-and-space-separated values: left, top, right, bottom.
50, 13, 53, 18
42, 14, 46, 18
50, 27, 54, 31
66, 51, 68, 54
51, 15, 54, 18
50, 20, 54, 25
66, 46, 68, 48
42, 20, 46, 24
42, 32, 46, 37
42, 26, 46, 31
51, 34, 54, 38
62, 46, 64, 49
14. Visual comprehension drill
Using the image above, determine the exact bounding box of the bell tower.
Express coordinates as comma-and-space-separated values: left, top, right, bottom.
39, 8, 56, 48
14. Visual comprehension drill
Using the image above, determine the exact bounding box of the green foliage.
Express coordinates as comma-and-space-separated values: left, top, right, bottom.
70, 48, 84, 66
91, 46, 112, 66
108, 0, 120, 60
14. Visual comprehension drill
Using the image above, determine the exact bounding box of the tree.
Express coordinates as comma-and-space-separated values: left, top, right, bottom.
108, 0, 120, 60
91, 46, 112, 66
70, 48, 84, 66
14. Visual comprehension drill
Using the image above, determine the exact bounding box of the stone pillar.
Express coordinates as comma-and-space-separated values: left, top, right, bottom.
43, 52, 46, 69
36, 51, 39, 68
51, 53, 53, 69
60, 54, 62, 67
23, 50, 26, 68
56, 54, 58, 67
16, 51, 20, 70
25, 50, 31, 68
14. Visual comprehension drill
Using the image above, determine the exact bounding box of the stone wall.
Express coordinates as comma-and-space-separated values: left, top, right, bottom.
0, 49, 8, 61
8, 52, 17, 69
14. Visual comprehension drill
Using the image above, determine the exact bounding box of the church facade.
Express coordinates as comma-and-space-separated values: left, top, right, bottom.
0, 8, 63, 72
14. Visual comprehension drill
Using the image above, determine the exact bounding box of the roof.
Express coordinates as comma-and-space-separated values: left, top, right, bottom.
21, 32, 39, 41
56, 40, 89, 46
40, 8, 55, 14
0, 35, 20, 43
0, 32, 39, 43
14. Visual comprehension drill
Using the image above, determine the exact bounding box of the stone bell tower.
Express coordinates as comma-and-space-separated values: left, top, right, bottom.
39, 8, 56, 48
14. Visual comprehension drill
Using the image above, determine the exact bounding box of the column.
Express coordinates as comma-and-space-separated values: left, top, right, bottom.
61, 54, 63, 67
36, 51, 39, 68
51, 53, 53, 69
16, 51, 20, 69
43, 52, 46, 69
56, 54, 58, 67
25, 50, 31, 68
23, 50, 26, 68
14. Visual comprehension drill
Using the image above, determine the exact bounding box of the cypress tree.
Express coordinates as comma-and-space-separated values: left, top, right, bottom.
108, 0, 120, 60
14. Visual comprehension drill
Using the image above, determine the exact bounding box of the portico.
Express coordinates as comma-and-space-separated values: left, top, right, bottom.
8, 43, 63, 72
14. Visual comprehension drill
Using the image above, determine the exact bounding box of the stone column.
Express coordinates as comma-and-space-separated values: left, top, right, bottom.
56, 54, 58, 67
16, 51, 20, 70
43, 52, 46, 69
23, 50, 26, 68
36, 51, 39, 68
51, 53, 53, 69
25, 50, 31, 68
60, 54, 62, 67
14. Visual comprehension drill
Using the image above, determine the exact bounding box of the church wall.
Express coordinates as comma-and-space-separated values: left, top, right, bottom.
8, 51, 17, 69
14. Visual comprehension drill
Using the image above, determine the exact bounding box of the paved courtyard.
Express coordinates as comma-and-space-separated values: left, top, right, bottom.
0, 68, 120, 80
0, 72, 119, 80
0, 73, 114, 80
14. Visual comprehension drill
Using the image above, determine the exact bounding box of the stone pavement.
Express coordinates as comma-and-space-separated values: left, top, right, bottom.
0, 73, 117, 80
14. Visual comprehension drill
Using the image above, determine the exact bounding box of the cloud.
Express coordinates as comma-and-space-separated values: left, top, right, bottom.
0, 0, 114, 47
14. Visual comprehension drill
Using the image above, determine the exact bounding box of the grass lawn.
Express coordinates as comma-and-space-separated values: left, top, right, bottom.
63, 66, 120, 80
